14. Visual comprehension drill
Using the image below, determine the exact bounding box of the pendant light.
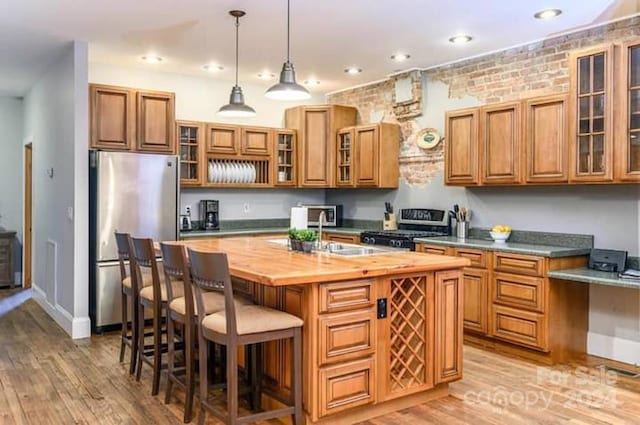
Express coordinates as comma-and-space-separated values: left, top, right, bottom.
217, 10, 256, 117
265, 0, 311, 101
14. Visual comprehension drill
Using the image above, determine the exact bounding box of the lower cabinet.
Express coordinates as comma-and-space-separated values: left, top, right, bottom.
489, 305, 548, 351
434, 271, 463, 384
318, 357, 376, 417
322, 232, 360, 244
461, 268, 488, 334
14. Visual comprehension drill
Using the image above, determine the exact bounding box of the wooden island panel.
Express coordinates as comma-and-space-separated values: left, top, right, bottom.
171, 237, 467, 424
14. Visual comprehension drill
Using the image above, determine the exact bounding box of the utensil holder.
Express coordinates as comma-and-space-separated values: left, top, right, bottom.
456, 222, 469, 240
383, 213, 397, 230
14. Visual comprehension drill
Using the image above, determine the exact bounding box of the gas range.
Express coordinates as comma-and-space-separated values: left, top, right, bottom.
360, 208, 451, 250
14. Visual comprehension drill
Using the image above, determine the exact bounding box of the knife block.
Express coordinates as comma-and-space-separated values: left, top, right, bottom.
383, 213, 397, 230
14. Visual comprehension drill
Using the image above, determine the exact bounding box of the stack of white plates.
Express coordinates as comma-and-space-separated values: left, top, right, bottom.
208, 161, 257, 184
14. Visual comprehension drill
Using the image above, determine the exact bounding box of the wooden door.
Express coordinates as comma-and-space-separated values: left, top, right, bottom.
241, 126, 272, 156
136, 90, 175, 153
480, 102, 522, 185
462, 268, 487, 334
354, 125, 380, 187
89, 84, 135, 150
300, 107, 331, 187
336, 128, 355, 187
434, 270, 463, 384
23, 144, 32, 288
206, 124, 239, 154
615, 39, 640, 181
569, 44, 614, 182
445, 107, 479, 185
524, 95, 569, 183
176, 121, 204, 186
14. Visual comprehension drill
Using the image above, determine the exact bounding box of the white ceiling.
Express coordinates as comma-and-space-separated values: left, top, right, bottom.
0, 0, 638, 97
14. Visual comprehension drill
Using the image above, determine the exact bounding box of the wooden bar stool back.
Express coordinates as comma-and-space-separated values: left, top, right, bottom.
114, 232, 139, 375
188, 249, 303, 425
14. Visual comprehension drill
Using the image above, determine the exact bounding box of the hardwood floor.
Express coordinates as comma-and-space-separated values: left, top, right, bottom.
1, 288, 639, 424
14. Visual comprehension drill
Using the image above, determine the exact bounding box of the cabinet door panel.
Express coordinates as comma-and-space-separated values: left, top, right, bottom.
319, 309, 376, 365
525, 95, 569, 183
445, 108, 479, 185
303, 110, 330, 185
616, 40, 640, 181
241, 127, 271, 156
480, 102, 521, 184
355, 126, 379, 186
435, 270, 463, 384
90, 84, 134, 150
206, 124, 239, 154
318, 357, 375, 417
462, 268, 488, 334
137, 91, 175, 153
490, 305, 548, 351
492, 272, 546, 313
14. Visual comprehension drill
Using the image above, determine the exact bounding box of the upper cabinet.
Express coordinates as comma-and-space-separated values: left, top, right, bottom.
336, 124, 400, 188
524, 94, 569, 184
177, 121, 204, 187
569, 44, 615, 182
285, 105, 357, 188
206, 123, 239, 155
479, 101, 522, 185
274, 129, 297, 186
615, 39, 640, 182
445, 108, 479, 186
241, 126, 272, 156
90, 84, 175, 154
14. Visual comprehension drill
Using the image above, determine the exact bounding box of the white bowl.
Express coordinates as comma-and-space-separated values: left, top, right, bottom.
490, 231, 511, 243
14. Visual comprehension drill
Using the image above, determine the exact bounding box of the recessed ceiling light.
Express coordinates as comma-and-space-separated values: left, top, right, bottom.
142, 55, 163, 64
448, 35, 473, 44
391, 53, 411, 62
534, 9, 562, 19
303, 79, 320, 86
203, 63, 224, 72
257, 72, 276, 80
344, 67, 362, 75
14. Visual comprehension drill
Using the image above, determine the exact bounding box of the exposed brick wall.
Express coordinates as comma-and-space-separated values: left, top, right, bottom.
327, 16, 640, 186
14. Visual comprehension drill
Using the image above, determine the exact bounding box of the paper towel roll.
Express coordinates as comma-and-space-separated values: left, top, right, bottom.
290, 207, 308, 230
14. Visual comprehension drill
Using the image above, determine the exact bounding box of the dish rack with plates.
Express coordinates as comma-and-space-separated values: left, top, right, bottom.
207, 159, 270, 185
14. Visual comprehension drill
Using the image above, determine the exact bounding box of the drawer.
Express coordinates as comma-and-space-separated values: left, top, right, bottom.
493, 252, 544, 277
318, 357, 375, 417
319, 309, 376, 365
322, 233, 360, 244
492, 272, 546, 313
417, 244, 451, 256
319, 280, 374, 313
231, 277, 254, 299
490, 305, 548, 351
455, 248, 487, 268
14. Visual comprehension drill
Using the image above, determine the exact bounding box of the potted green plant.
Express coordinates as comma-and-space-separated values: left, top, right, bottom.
298, 229, 318, 253
288, 228, 302, 251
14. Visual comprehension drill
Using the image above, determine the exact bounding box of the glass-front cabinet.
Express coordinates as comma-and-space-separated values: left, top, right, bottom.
336, 128, 354, 186
616, 39, 640, 181
274, 129, 296, 186
177, 121, 204, 186
569, 44, 614, 182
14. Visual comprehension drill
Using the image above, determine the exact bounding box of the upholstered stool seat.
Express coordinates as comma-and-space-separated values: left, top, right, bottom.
202, 305, 303, 335
139, 278, 184, 302
169, 292, 250, 316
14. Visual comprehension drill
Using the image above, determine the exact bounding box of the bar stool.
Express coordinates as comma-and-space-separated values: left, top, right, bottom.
188, 249, 304, 425
114, 232, 140, 375
131, 237, 184, 396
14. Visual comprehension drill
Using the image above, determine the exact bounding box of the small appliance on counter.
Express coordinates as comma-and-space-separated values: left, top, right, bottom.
300, 204, 342, 227
180, 206, 193, 231
588, 249, 627, 272
383, 202, 397, 230
361, 208, 451, 250
200, 200, 219, 230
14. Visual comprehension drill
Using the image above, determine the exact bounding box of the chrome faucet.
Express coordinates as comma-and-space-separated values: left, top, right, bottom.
317, 211, 326, 250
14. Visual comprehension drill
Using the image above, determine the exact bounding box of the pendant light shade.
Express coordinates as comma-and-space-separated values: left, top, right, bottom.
218, 10, 256, 117
265, 0, 311, 101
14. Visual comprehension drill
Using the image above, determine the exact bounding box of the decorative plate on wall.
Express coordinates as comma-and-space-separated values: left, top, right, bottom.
416, 128, 442, 150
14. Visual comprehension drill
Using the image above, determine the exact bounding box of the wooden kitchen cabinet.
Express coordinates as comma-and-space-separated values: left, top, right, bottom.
461, 267, 488, 335
615, 38, 640, 181
480, 101, 522, 185
176, 121, 204, 186
354, 123, 400, 188
206, 123, 240, 154
0, 232, 16, 288
434, 270, 463, 384
336, 128, 354, 186
445, 107, 479, 185
322, 232, 360, 244
274, 129, 297, 186
569, 44, 615, 182
90, 84, 135, 150
241, 126, 272, 156
285, 105, 357, 188
524, 94, 569, 183
136, 90, 175, 153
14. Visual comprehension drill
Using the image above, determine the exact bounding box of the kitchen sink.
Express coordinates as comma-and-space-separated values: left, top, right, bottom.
267, 239, 399, 256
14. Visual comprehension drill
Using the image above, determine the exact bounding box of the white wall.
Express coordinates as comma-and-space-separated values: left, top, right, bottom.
89, 62, 326, 214
23, 41, 90, 339
0, 96, 24, 284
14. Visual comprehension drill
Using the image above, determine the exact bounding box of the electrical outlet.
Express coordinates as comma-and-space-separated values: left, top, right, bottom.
185, 206, 191, 216
243, 203, 250, 214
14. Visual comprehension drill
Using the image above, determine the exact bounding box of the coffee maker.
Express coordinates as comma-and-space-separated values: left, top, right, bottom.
200, 200, 219, 230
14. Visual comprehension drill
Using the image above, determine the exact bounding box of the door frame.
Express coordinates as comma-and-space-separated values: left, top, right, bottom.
24, 143, 32, 288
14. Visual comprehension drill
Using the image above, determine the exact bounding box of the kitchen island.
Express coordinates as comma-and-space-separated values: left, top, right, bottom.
168, 236, 469, 424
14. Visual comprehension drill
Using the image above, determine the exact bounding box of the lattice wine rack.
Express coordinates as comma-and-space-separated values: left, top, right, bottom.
389, 275, 428, 392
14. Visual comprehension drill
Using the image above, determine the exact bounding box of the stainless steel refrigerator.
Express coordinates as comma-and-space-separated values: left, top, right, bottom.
89, 150, 179, 333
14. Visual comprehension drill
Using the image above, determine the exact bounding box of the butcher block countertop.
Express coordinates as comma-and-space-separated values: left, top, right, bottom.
167, 236, 469, 287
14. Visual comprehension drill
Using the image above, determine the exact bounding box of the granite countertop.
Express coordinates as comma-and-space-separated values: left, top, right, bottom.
549, 268, 640, 290
180, 227, 366, 239
413, 236, 592, 258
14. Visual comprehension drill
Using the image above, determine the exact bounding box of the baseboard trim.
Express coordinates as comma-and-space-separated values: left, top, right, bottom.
588, 332, 640, 365
31, 284, 91, 339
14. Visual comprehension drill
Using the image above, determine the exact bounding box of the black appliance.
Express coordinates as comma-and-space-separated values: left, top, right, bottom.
588, 249, 627, 272
361, 208, 451, 250
200, 200, 220, 230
